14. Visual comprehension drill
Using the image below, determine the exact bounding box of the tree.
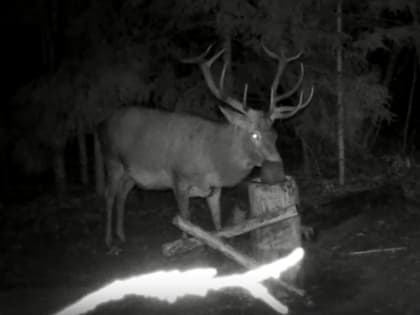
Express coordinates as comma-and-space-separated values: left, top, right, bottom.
11, 0, 407, 194
337, 0, 345, 185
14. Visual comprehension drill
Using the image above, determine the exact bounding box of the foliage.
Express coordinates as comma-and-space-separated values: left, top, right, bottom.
12, 42, 151, 172
11, 0, 420, 175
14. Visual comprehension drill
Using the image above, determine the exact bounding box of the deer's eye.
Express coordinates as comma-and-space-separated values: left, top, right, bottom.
251, 131, 262, 143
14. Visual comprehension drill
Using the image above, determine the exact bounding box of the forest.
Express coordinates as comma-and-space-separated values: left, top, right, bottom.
1, 1, 420, 315
3, 0, 419, 193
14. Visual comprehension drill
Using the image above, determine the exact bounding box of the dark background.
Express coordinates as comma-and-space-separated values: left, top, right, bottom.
1, 2, 420, 315
1, 0, 419, 199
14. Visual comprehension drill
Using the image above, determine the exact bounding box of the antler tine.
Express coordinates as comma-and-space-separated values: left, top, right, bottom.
219, 54, 228, 94
263, 43, 304, 113
201, 48, 226, 94
262, 43, 303, 62
205, 48, 225, 67
287, 51, 303, 62
270, 85, 314, 120
262, 42, 314, 120
181, 44, 215, 64
262, 43, 280, 60
182, 44, 247, 114
243, 83, 248, 110
274, 63, 304, 103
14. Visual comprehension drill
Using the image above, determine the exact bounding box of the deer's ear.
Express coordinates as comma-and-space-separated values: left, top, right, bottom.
219, 106, 250, 129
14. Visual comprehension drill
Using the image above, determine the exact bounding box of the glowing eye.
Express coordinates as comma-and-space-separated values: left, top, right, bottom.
251, 131, 261, 142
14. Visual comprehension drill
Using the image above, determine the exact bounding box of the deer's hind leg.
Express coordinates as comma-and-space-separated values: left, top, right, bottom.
115, 174, 135, 243
104, 160, 125, 248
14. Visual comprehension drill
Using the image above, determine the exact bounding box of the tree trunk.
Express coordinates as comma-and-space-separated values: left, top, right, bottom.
383, 48, 400, 89
403, 53, 417, 155
94, 130, 104, 195
337, 0, 345, 185
77, 121, 89, 185
248, 177, 302, 290
53, 148, 67, 195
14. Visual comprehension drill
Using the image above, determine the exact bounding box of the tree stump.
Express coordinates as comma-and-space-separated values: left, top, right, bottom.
248, 175, 302, 289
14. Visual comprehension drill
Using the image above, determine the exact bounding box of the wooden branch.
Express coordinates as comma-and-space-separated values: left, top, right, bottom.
348, 247, 406, 256
174, 216, 256, 268
162, 237, 203, 256
173, 216, 305, 297
162, 206, 298, 256
220, 205, 298, 238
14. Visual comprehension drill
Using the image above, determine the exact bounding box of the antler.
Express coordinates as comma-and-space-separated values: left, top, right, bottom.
181, 44, 248, 114
262, 44, 314, 121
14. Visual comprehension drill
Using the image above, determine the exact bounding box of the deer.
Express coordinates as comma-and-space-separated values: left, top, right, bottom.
99, 43, 314, 250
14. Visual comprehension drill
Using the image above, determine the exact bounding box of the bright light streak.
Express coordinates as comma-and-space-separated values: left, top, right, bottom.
53, 247, 304, 315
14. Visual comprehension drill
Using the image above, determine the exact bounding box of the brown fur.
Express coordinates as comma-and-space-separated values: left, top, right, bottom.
99, 106, 281, 246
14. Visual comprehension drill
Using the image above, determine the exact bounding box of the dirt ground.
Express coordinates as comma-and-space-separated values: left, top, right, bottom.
1, 169, 420, 315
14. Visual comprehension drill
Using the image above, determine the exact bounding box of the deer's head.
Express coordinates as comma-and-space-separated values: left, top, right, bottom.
182, 44, 314, 170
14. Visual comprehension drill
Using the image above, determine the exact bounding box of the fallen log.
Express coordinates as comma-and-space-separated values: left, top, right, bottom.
162, 205, 298, 256
173, 216, 305, 297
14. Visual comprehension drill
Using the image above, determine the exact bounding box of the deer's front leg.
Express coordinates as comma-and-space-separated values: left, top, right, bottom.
206, 187, 222, 230
115, 176, 135, 243
173, 184, 191, 236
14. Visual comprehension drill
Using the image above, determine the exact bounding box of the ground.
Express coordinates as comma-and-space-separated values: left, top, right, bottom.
1, 168, 420, 315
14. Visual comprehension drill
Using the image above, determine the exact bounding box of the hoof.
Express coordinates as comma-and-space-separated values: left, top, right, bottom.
106, 245, 123, 256
301, 225, 316, 241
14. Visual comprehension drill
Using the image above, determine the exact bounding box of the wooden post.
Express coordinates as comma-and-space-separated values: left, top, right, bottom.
248, 176, 302, 289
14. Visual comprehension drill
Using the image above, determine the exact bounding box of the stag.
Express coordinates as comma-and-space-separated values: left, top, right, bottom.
99, 44, 314, 248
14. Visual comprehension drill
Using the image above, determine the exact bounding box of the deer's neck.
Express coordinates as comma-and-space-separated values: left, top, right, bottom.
209, 124, 261, 186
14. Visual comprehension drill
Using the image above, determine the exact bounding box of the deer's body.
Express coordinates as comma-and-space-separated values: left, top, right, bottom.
100, 106, 277, 246
101, 107, 261, 192
100, 44, 313, 248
